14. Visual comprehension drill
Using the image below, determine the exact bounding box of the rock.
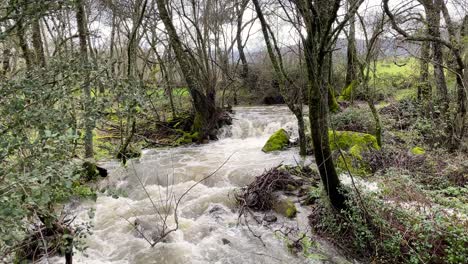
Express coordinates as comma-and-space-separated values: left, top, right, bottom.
263, 214, 278, 223
221, 238, 231, 245
272, 197, 297, 218
263, 95, 285, 105
262, 129, 290, 152
410, 146, 425, 155
82, 161, 108, 181
329, 130, 380, 176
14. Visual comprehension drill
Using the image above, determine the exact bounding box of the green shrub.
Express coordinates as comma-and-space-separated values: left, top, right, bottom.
309, 191, 468, 263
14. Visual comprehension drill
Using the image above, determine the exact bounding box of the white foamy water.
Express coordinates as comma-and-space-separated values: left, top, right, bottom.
47, 106, 348, 264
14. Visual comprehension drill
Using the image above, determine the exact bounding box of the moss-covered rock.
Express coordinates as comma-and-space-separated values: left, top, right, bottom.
262, 129, 290, 152
272, 197, 297, 218
411, 146, 425, 155
81, 161, 108, 181
329, 130, 380, 176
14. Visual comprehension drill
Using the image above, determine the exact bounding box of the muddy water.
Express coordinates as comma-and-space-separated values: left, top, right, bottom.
50, 106, 348, 264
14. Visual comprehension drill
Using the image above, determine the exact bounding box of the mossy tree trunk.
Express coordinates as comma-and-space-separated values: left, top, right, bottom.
423, 1, 449, 111
418, 40, 432, 102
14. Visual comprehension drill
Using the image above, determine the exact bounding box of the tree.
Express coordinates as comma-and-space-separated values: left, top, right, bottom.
383, 0, 466, 149
75, 0, 94, 159
345, 0, 358, 88
292, 0, 363, 209
252, 0, 307, 156
156, 0, 219, 140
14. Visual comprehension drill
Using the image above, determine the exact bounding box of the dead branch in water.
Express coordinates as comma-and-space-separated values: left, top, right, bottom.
235, 165, 298, 212
235, 165, 302, 246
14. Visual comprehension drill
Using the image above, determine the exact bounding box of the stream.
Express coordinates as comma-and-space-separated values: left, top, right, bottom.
49, 106, 350, 264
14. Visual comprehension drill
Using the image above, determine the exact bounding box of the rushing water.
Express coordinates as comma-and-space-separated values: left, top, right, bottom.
49, 106, 349, 264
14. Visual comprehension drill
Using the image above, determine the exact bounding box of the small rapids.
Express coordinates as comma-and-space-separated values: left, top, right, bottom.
48, 106, 349, 264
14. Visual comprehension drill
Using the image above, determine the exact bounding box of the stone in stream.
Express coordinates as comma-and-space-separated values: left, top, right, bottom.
221, 238, 231, 245
272, 197, 297, 218
263, 214, 278, 223
262, 128, 290, 152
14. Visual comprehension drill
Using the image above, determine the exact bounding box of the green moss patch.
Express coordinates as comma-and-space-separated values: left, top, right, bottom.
338, 80, 358, 101
262, 129, 290, 152
411, 146, 425, 155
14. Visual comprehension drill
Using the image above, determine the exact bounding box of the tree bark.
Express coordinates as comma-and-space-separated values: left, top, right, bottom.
345, 0, 358, 86
418, 40, 432, 101
16, 18, 32, 71
423, 1, 449, 110
32, 17, 46, 67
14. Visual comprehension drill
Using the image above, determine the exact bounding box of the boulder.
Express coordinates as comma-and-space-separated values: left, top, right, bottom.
329, 130, 380, 176
262, 129, 290, 152
272, 197, 297, 218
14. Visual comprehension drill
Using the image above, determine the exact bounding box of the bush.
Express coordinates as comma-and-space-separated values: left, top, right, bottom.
331, 107, 375, 134
309, 191, 468, 263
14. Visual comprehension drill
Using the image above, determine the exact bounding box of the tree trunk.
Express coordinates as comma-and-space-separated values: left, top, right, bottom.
345, 0, 358, 86
75, 0, 94, 159
424, 2, 449, 110
418, 40, 432, 101
16, 18, 32, 71
32, 17, 46, 67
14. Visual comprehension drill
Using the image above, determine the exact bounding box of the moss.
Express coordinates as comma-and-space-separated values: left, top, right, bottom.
338, 80, 358, 101
262, 128, 290, 152
411, 146, 425, 155
329, 130, 380, 154
175, 130, 199, 145
82, 161, 99, 181
191, 112, 203, 136
328, 86, 340, 113
273, 198, 297, 218
329, 130, 380, 176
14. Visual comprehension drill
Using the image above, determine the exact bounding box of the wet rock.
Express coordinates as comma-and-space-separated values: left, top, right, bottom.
221, 238, 231, 245
82, 161, 108, 181
329, 130, 380, 176
208, 204, 224, 214
272, 197, 297, 218
262, 129, 290, 152
263, 95, 285, 105
263, 214, 278, 223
